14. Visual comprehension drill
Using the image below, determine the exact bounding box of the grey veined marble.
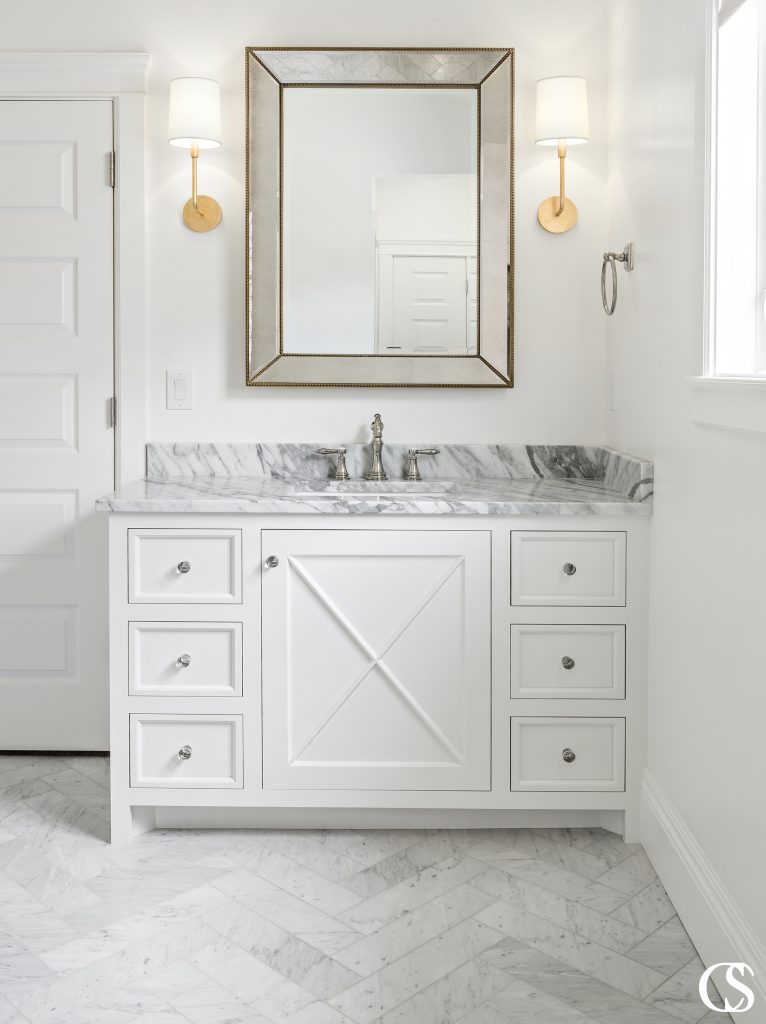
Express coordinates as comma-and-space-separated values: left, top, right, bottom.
97, 443, 652, 516
0, 754, 715, 1024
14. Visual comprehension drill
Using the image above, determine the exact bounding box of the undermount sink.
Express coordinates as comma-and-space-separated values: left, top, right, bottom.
287, 480, 457, 499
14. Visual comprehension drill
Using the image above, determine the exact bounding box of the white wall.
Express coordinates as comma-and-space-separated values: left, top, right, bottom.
608, 0, 766, 971
0, 0, 609, 446
374, 174, 477, 243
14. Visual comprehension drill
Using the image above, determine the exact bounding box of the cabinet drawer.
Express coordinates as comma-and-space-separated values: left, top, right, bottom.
128, 622, 242, 696
510, 624, 625, 699
511, 717, 625, 791
128, 529, 241, 604
511, 531, 626, 606
129, 714, 243, 788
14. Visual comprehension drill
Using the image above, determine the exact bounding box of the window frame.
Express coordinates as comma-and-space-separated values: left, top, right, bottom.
705, 0, 766, 380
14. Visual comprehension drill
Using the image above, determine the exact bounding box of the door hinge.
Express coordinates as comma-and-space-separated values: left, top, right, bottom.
108, 396, 116, 428
109, 151, 116, 188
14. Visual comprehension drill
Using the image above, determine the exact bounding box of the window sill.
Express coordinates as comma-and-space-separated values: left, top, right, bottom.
686, 376, 766, 438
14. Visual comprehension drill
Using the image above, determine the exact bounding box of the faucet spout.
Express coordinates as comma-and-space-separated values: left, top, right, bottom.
365, 412, 388, 481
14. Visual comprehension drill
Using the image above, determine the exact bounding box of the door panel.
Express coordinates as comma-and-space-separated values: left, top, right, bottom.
0, 101, 114, 749
262, 529, 491, 790
392, 256, 468, 353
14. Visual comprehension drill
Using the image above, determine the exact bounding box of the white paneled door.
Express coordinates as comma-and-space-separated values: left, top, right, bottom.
392, 256, 469, 353
0, 101, 114, 749
262, 529, 492, 790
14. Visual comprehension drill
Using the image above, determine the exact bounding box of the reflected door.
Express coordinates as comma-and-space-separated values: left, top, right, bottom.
0, 101, 114, 749
262, 529, 491, 790
391, 256, 468, 353
378, 254, 475, 354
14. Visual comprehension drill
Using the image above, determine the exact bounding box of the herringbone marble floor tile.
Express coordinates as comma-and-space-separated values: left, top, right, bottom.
0, 755, 731, 1024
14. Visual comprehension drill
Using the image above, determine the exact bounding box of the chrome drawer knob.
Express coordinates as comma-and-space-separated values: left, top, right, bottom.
177, 560, 192, 574
178, 745, 192, 760
562, 656, 575, 670
265, 555, 280, 568
176, 654, 191, 669
562, 562, 577, 576
562, 748, 576, 763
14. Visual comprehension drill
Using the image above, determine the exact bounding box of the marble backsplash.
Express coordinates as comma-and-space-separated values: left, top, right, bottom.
146, 443, 653, 503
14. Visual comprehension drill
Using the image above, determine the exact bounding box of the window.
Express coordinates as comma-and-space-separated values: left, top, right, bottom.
712, 0, 766, 376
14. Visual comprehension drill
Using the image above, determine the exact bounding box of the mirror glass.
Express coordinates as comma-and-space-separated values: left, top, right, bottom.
283, 88, 477, 356
246, 49, 514, 388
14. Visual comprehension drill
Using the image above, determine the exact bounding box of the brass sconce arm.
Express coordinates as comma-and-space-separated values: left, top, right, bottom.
537, 140, 577, 233
191, 142, 199, 211
556, 141, 567, 217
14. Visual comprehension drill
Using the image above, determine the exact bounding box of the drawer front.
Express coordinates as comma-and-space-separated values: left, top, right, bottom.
511, 531, 626, 606
511, 717, 625, 791
510, 624, 625, 699
129, 714, 243, 788
129, 622, 242, 696
128, 529, 242, 604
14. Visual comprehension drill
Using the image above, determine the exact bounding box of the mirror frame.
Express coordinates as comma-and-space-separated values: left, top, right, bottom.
245, 47, 515, 388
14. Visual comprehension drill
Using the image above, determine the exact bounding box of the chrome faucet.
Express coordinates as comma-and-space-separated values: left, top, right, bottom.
365, 413, 388, 481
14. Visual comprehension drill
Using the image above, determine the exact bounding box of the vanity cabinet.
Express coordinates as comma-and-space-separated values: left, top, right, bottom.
261, 529, 491, 791
107, 514, 648, 845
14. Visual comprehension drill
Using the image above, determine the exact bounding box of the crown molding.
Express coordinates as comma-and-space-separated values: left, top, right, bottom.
0, 52, 149, 94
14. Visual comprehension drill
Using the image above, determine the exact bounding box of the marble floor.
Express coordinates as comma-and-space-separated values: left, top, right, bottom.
0, 755, 729, 1024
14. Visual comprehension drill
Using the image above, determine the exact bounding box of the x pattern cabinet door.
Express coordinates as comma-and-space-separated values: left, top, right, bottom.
262, 529, 491, 790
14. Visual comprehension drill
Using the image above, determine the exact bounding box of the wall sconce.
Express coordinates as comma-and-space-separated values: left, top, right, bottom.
535, 76, 589, 234
168, 77, 222, 232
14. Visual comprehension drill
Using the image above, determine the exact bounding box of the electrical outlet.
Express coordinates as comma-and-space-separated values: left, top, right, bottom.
608, 368, 618, 411
166, 369, 195, 410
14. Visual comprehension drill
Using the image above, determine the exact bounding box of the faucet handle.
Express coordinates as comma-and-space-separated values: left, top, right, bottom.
315, 447, 350, 480
405, 448, 440, 482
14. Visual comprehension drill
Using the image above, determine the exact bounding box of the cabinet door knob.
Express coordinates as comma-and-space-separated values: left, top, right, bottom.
562, 562, 577, 576
562, 656, 575, 670
265, 555, 280, 568
562, 748, 576, 763
178, 745, 192, 760
177, 560, 192, 574
176, 654, 191, 669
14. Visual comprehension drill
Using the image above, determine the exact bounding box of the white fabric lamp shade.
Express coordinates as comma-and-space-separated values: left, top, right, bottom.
168, 78, 222, 149
535, 77, 590, 146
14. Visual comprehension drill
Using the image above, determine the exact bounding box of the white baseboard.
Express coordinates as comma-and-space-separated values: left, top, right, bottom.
642, 770, 766, 1021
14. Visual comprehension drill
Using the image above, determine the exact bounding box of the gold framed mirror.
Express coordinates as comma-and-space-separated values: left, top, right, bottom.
246, 47, 514, 388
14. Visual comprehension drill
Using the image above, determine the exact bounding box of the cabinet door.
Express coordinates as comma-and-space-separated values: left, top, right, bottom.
262, 529, 491, 790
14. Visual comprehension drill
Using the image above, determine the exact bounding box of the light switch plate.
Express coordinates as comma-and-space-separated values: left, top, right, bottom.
166, 369, 194, 410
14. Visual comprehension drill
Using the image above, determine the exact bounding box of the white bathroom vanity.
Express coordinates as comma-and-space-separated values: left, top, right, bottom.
99, 442, 652, 845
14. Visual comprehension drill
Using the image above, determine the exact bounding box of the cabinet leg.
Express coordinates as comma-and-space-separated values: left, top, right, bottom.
621, 806, 642, 845
110, 804, 155, 845
600, 808, 640, 844
110, 803, 134, 846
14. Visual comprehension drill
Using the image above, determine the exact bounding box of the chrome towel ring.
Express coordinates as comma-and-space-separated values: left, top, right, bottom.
601, 243, 635, 316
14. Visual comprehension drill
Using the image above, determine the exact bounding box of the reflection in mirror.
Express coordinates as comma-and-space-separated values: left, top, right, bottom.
282, 88, 478, 356
246, 48, 514, 388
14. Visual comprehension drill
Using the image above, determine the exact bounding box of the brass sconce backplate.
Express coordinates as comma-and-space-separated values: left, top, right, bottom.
537, 195, 577, 233
183, 195, 222, 232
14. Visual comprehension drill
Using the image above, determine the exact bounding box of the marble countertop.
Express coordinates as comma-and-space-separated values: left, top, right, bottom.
97, 442, 653, 515
96, 474, 652, 516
